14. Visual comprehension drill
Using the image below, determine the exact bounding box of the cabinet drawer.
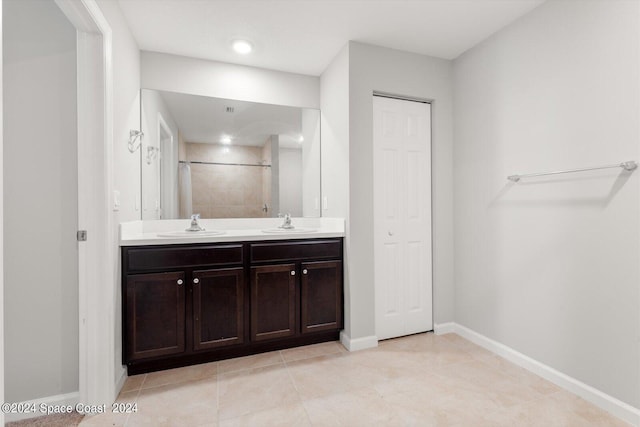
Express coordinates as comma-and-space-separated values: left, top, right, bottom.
250, 239, 342, 263
126, 244, 243, 271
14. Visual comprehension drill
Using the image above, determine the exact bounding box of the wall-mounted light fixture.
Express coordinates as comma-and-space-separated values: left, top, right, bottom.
146, 146, 160, 164
128, 129, 144, 153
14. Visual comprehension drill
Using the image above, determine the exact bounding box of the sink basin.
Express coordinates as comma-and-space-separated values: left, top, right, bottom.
262, 227, 317, 234
157, 230, 226, 237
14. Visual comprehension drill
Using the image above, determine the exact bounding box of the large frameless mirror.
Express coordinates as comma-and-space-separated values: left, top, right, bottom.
140, 89, 321, 220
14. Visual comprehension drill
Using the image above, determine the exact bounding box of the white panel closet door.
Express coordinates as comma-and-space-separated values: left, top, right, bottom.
373, 95, 432, 340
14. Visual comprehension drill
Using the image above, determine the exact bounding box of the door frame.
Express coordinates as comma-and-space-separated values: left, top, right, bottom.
157, 112, 173, 218
372, 93, 434, 340
0, 1, 4, 423
55, 0, 115, 405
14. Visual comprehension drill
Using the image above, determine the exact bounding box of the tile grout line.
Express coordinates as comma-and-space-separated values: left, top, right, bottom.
123, 382, 144, 427
427, 340, 571, 419
217, 351, 294, 424
281, 350, 315, 426
216, 361, 220, 427
138, 373, 148, 390
217, 353, 286, 376
216, 352, 297, 424
459, 344, 564, 398
478, 389, 580, 426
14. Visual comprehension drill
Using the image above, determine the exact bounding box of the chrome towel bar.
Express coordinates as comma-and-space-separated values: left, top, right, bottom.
507, 161, 638, 182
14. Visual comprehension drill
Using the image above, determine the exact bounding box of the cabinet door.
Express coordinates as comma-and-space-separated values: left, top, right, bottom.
126, 272, 185, 361
251, 264, 297, 341
301, 261, 343, 334
192, 267, 244, 350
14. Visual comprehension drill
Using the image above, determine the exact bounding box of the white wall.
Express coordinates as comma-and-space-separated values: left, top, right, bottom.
141, 51, 319, 109
453, 0, 639, 407
95, 0, 141, 391
320, 45, 350, 218
346, 42, 454, 340
103, 0, 141, 223
3, 0, 78, 401
320, 44, 351, 333
278, 147, 303, 216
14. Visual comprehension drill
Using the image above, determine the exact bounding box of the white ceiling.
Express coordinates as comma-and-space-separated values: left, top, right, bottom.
118, 0, 545, 76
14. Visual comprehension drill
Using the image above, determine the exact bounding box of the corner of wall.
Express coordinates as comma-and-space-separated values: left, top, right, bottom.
96, 0, 143, 398
339, 331, 378, 352
320, 42, 351, 337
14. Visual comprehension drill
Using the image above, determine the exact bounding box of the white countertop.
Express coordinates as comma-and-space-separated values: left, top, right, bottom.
119, 217, 345, 246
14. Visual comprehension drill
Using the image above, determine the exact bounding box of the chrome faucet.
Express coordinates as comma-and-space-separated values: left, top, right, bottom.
185, 214, 205, 232
278, 213, 294, 229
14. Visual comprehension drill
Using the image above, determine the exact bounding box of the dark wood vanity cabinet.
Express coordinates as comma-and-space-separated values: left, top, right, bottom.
192, 267, 245, 350
122, 238, 343, 374
301, 261, 343, 334
250, 264, 297, 342
125, 271, 186, 361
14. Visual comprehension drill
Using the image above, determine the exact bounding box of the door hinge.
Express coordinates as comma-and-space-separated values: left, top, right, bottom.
77, 230, 87, 241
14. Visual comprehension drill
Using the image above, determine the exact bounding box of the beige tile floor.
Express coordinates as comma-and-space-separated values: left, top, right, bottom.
80, 333, 630, 427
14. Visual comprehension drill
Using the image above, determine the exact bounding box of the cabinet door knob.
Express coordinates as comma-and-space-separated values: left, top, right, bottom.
303, 269, 308, 275
193, 278, 200, 284
388, 231, 394, 236
291, 271, 296, 276
177, 279, 183, 285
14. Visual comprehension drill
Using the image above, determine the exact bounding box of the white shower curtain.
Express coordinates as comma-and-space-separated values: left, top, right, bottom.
178, 162, 193, 219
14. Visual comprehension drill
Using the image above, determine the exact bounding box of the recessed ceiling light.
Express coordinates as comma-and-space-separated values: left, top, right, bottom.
220, 135, 232, 145
298, 135, 305, 144
232, 40, 253, 55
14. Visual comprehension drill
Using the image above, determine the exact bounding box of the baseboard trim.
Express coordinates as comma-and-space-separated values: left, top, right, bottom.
115, 367, 127, 397
4, 391, 80, 422
433, 322, 455, 335
339, 331, 378, 351
450, 323, 640, 426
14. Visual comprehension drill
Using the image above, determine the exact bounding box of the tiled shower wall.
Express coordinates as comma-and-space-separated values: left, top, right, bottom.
185, 142, 270, 218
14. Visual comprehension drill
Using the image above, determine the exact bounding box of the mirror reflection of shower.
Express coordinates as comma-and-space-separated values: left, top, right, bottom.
140, 89, 321, 220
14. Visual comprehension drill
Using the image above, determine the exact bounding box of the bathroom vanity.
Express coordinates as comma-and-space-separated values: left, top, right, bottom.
120, 219, 344, 374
